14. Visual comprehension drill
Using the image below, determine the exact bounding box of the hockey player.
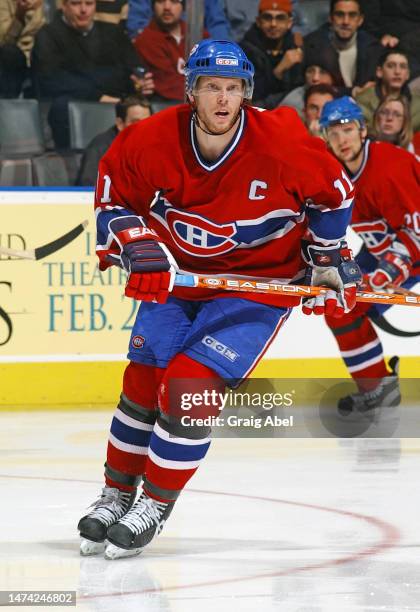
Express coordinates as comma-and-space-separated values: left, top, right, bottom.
78, 40, 360, 560
319, 96, 420, 415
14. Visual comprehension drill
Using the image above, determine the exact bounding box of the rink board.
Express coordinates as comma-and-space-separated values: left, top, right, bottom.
0, 190, 419, 408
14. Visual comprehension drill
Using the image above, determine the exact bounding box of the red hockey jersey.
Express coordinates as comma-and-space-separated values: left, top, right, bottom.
95, 104, 354, 305
351, 140, 420, 274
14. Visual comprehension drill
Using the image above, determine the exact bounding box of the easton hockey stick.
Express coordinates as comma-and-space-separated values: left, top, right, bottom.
0, 220, 88, 261
174, 274, 420, 307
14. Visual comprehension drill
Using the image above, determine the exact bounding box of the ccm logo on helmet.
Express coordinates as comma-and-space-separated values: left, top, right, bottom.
216, 58, 239, 66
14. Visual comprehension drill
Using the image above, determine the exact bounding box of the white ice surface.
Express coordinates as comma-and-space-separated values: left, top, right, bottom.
0, 411, 419, 611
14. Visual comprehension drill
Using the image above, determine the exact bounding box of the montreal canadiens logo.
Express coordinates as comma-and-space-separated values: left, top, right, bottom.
132, 335, 145, 349
165, 209, 238, 257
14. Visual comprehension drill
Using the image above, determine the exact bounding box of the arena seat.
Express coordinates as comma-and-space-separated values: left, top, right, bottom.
68, 101, 115, 150
0, 99, 45, 158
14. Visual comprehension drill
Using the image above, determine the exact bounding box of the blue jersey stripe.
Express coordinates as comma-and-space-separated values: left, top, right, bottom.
110, 416, 152, 448
307, 204, 353, 242
343, 344, 383, 368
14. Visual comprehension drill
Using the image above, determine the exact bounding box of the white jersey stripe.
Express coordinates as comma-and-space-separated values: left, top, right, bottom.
347, 354, 384, 373
108, 433, 148, 455
340, 338, 381, 358
114, 408, 154, 432
148, 447, 203, 470
154, 421, 211, 446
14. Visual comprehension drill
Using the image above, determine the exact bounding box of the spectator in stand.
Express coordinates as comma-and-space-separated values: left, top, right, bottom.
372, 95, 415, 153
279, 51, 339, 115
304, 0, 383, 97
32, 0, 153, 149
77, 94, 151, 185
223, 0, 309, 43
127, 0, 229, 41
240, 0, 304, 108
303, 83, 337, 136
359, 0, 420, 47
56, 0, 129, 26
0, 0, 45, 97
134, 0, 205, 103
356, 48, 420, 132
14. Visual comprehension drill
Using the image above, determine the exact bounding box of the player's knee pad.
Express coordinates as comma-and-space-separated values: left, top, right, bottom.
122, 361, 165, 411
158, 354, 225, 439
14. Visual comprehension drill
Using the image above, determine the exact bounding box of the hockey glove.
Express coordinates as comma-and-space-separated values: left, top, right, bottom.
107, 216, 178, 303
363, 247, 412, 292
301, 242, 361, 318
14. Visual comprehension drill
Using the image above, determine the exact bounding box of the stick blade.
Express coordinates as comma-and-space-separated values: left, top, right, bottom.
33, 220, 89, 260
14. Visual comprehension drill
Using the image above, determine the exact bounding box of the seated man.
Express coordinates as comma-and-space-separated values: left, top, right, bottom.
240, 0, 304, 108
76, 94, 151, 186
0, 0, 45, 97
134, 0, 198, 103
134, 0, 208, 102
127, 0, 230, 40
304, 0, 383, 96
32, 0, 153, 148
303, 83, 337, 136
356, 47, 420, 132
279, 52, 340, 116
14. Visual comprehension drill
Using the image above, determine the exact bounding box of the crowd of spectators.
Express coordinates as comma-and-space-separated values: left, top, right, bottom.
0, 0, 419, 185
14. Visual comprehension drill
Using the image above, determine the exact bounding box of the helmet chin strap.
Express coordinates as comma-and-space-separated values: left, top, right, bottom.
342, 130, 366, 174
349, 131, 366, 162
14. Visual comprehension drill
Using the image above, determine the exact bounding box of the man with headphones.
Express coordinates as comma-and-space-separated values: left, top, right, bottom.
319, 96, 420, 417
78, 41, 360, 560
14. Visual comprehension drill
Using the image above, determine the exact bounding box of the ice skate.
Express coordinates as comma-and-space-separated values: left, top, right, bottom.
105, 492, 174, 560
338, 356, 401, 421
78, 486, 136, 556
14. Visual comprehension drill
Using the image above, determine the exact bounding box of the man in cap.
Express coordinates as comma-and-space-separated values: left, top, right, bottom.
240, 0, 304, 107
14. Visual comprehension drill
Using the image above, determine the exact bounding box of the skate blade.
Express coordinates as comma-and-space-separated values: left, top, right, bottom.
80, 538, 107, 556
104, 543, 143, 560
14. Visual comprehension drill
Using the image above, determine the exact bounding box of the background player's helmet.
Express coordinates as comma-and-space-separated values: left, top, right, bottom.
185, 39, 254, 99
319, 96, 366, 131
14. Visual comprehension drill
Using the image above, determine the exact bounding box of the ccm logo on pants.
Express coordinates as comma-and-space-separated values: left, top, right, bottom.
202, 335, 239, 362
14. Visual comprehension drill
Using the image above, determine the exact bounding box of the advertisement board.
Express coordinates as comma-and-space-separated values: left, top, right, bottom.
0, 190, 418, 407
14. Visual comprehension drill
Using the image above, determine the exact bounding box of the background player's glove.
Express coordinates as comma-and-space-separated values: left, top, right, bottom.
107, 216, 178, 303
301, 242, 361, 318
363, 248, 412, 292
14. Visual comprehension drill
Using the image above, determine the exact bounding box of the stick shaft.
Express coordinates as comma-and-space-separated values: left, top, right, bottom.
174, 274, 420, 307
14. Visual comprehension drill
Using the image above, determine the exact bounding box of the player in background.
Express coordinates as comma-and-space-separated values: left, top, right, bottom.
319, 96, 420, 416
77, 40, 360, 560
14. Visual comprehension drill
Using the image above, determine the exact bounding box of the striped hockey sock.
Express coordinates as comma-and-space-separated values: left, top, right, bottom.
105, 393, 158, 492
326, 310, 389, 391
142, 418, 211, 502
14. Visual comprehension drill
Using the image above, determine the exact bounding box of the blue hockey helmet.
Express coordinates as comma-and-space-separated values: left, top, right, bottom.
319, 96, 366, 131
185, 39, 254, 99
